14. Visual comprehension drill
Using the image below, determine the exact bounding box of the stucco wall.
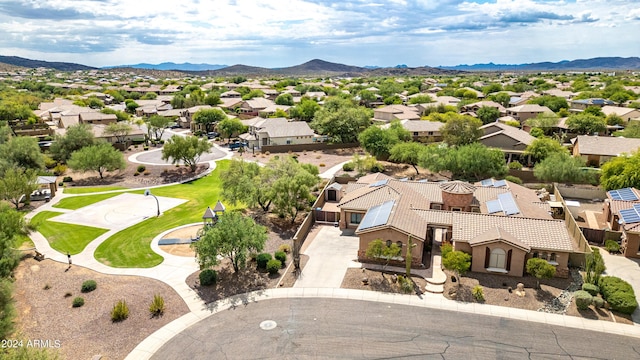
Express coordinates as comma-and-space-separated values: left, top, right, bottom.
358, 228, 424, 264
623, 232, 640, 259
470, 243, 527, 277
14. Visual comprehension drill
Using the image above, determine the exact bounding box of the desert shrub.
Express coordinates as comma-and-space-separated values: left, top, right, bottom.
43, 284, 51, 290
53, 164, 67, 176
505, 175, 523, 185
600, 276, 634, 299
397, 275, 413, 294
266, 259, 282, 275
137, 165, 146, 173
72, 297, 85, 308
274, 251, 287, 265
278, 244, 292, 253
370, 162, 384, 173
149, 294, 165, 316
256, 253, 272, 269
441, 243, 453, 258
62, 176, 73, 182
143, 171, 150, 176
582, 283, 600, 296
43, 155, 57, 169
472, 285, 485, 302
64, 292, 72, 298
574, 290, 593, 310
111, 300, 129, 322
342, 162, 355, 171
508, 161, 523, 170
604, 240, 621, 254
144, 146, 149, 151
606, 292, 638, 314
319, 163, 326, 167
81, 280, 97, 293
592, 296, 605, 308
133, 172, 140, 176
199, 269, 217, 286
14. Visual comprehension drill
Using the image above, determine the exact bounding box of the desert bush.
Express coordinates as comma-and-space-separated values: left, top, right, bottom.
319, 163, 326, 167
133, 172, 140, 176
505, 175, 523, 185
136, 165, 146, 172
266, 259, 282, 275
43, 284, 51, 290
397, 275, 413, 294
111, 300, 129, 322
600, 276, 633, 299
72, 297, 85, 308
274, 251, 287, 265
199, 269, 217, 286
256, 253, 272, 269
62, 176, 73, 182
605, 240, 621, 254
81, 280, 97, 293
342, 162, 355, 171
592, 296, 605, 308
149, 294, 165, 316
508, 161, 523, 170
53, 164, 67, 176
574, 290, 593, 310
370, 162, 384, 173
472, 285, 485, 301
606, 291, 638, 314
278, 244, 292, 253
144, 171, 150, 176
441, 243, 453, 258
582, 283, 600, 296
144, 146, 149, 151
64, 292, 72, 298
43, 155, 57, 169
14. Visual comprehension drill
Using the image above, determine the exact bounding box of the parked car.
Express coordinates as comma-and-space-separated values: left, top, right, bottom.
228, 141, 248, 150
206, 131, 219, 139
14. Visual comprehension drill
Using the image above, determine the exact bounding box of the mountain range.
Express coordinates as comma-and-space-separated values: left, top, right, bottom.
1, 55, 640, 75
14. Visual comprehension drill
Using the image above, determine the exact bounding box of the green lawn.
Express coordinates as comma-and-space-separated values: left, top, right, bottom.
63, 186, 127, 194
31, 211, 109, 255
53, 193, 122, 210
94, 160, 239, 268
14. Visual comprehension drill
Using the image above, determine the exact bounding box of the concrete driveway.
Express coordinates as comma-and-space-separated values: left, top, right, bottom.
294, 226, 360, 288
600, 249, 640, 324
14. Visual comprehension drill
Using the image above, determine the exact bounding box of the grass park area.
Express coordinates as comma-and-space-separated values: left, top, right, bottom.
31, 211, 109, 255
63, 186, 127, 194
94, 160, 238, 268
53, 192, 122, 210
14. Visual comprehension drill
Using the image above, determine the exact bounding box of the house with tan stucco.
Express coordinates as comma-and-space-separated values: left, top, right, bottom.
323, 173, 582, 278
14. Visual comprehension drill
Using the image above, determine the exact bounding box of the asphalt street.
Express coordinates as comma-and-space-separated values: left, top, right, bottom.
150, 298, 640, 359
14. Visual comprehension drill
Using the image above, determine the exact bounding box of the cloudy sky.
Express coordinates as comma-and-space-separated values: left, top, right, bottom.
0, 0, 638, 68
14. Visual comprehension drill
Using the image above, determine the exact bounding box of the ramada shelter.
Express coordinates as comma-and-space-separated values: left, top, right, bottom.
325, 173, 582, 278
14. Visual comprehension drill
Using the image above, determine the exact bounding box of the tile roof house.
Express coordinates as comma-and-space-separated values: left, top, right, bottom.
381, 120, 444, 142
325, 174, 580, 278
601, 106, 640, 122
372, 105, 421, 123
571, 135, 640, 166
506, 104, 554, 123
570, 98, 615, 111
238, 98, 276, 116
239, 117, 316, 149
461, 101, 507, 116
479, 122, 536, 160
602, 187, 640, 258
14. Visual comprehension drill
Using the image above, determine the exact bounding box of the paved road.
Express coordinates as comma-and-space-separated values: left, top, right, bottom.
150, 298, 640, 360
132, 144, 228, 165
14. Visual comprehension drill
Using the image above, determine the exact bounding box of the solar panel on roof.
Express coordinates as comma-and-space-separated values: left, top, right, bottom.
369, 179, 389, 188
620, 208, 640, 224
486, 199, 502, 214
608, 188, 639, 201
481, 179, 493, 187
357, 200, 395, 230
494, 180, 507, 188
498, 192, 520, 215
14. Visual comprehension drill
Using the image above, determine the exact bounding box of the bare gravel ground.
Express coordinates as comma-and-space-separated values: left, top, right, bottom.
13, 256, 189, 360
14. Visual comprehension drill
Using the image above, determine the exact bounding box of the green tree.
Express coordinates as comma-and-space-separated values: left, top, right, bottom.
0, 102, 36, 122
241, 89, 264, 100
310, 98, 371, 143
146, 115, 171, 142
583, 106, 605, 117
524, 137, 568, 162
526, 258, 556, 288
0, 279, 15, 339
482, 83, 503, 95
125, 101, 139, 114
68, 142, 126, 179
606, 113, 624, 126
204, 93, 222, 106
600, 151, 640, 190
527, 95, 568, 113
533, 152, 591, 184
476, 106, 500, 124
358, 126, 399, 159
0, 135, 44, 171
443, 143, 507, 181
101, 107, 130, 122
268, 157, 319, 223
365, 239, 401, 272
50, 124, 95, 162
584, 248, 606, 285
217, 118, 246, 143
389, 142, 425, 175
358, 90, 378, 107
193, 108, 227, 133
161, 135, 211, 172
275, 93, 294, 106
408, 94, 433, 104
566, 113, 606, 135
614, 122, 640, 138
491, 92, 511, 108
441, 115, 482, 146
525, 113, 560, 136
290, 97, 321, 122
220, 159, 273, 211
192, 211, 267, 273
0, 203, 26, 277
104, 122, 132, 144
0, 167, 38, 209
442, 249, 471, 284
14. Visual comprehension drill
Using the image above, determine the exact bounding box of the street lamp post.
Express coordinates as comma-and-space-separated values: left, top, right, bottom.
144, 189, 160, 217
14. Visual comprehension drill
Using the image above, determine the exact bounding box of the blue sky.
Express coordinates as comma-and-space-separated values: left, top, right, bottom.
0, 0, 638, 68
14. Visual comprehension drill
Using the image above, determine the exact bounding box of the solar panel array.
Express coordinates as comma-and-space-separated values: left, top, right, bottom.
486, 192, 520, 216
480, 178, 508, 188
357, 200, 395, 231
369, 179, 389, 188
619, 204, 640, 224
608, 188, 638, 201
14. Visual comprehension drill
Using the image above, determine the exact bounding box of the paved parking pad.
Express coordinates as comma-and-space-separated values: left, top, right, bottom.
50, 193, 187, 229
294, 226, 360, 288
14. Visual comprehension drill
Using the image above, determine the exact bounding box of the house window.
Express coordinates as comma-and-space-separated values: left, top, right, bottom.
489, 248, 506, 269
396, 241, 403, 248
549, 253, 557, 262
386, 240, 392, 247
451, 207, 462, 212
413, 132, 419, 136
431, 204, 442, 210
350, 213, 363, 224
471, 207, 480, 213
428, 131, 433, 136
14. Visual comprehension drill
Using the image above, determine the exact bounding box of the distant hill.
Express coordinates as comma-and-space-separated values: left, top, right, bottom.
0, 55, 96, 71
111, 62, 227, 71
440, 57, 640, 71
